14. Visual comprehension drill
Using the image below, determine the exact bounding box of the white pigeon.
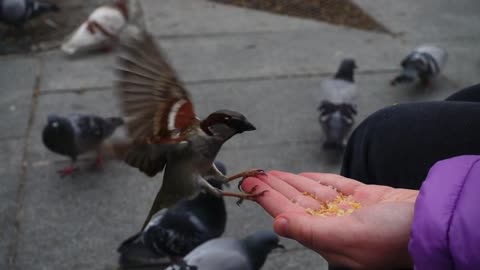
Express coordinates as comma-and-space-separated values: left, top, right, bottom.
61, 0, 128, 55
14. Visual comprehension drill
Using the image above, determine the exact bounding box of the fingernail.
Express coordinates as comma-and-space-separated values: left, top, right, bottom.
274, 217, 289, 237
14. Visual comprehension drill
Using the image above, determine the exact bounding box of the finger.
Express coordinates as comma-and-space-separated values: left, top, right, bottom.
269, 171, 339, 202
255, 172, 323, 209
300, 173, 365, 195
241, 177, 305, 217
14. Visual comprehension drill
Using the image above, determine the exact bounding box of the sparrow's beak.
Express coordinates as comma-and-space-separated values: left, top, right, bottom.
241, 121, 256, 132
276, 243, 285, 250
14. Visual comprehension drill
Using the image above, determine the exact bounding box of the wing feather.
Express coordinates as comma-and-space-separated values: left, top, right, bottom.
116, 31, 198, 144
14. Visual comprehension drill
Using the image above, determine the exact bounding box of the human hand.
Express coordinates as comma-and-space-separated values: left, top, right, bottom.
241, 171, 418, 270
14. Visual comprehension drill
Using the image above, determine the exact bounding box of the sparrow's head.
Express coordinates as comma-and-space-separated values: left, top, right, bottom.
334, 58, 357, 82
201, 110, 256, 138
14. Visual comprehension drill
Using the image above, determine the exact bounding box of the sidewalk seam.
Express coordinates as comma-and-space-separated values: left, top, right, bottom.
7, 56, 43, 270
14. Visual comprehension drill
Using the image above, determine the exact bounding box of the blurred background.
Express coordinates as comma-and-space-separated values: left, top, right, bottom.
1, 0, 480, 269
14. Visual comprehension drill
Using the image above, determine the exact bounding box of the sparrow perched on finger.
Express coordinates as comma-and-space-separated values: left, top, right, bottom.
115, 31, 266, 228
42, 114, 124, 177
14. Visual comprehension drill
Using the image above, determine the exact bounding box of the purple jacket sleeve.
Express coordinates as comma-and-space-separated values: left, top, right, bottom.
409, 155, 480, 270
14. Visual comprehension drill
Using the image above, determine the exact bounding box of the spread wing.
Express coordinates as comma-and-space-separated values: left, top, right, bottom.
116, 31, 199, 145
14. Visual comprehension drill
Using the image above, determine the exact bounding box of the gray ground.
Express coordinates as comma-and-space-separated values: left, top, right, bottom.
1, 0, 480, 269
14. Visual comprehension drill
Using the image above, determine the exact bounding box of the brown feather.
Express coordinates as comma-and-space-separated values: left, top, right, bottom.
116, 31, 198, 144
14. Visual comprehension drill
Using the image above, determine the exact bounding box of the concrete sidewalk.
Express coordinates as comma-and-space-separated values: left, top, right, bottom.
1, 0, 480, 269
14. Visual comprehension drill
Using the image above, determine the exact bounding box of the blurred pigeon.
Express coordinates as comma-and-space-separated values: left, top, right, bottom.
42, 114, 124, 177
0, 0, 59, 26
117, 161, 228, 268
115, 31, 266, 223
318, 59, 358, 149
61, 0, 128, 55
391, 45, 448, 88
166, 230, 284, 270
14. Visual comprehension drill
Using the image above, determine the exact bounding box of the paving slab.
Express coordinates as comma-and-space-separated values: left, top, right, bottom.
0, 56, 37, 140
354, 0, 480, 41
157, 30, 400, 83
0, 55, 38, 92
0, 139, 23, 270
140, 0, 326, 37
39, 51, 116, 92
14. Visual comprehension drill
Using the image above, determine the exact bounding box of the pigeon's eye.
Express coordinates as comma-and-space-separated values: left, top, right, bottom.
52, 122, 59, 128
224, 116, 230, 121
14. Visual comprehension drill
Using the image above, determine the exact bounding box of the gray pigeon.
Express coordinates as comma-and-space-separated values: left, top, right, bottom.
117, 161, 228, 269
166, 230, 284, 270
0, 0, 59, 26
318, 59, 358, 149
42, 114, 124, 177
391, 44, 448, 88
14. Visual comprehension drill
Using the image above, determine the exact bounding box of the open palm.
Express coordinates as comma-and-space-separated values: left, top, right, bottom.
242, 171, 418, 270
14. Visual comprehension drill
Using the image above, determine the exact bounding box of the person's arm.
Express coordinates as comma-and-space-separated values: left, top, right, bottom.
409, 155, 480, 270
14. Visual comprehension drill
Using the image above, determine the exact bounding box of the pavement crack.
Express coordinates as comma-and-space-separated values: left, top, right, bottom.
7, 56, 43, 270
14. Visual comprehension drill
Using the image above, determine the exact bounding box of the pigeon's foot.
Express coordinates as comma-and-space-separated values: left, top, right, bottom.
57, 165, 77, 178
221, 185, 268, 206
94, 153, 104, 170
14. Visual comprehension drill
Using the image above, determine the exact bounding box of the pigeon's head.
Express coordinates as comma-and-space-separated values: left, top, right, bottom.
46, 115, 68, 130
243, 230, 284, 269
335, 58, 357, 82
114, 0, 128, 18
201, 110, 256, 139
318, 102, 356, 150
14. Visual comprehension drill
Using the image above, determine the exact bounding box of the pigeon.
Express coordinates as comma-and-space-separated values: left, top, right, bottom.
391, 45, 448, 88
115, 30, 266, 225
42, 114, 124, 177
318, 59, 358, 149
117, 161, 228, 268
61, 0, 128, 55
0, 0, 59, 26
166, 230, 284, 270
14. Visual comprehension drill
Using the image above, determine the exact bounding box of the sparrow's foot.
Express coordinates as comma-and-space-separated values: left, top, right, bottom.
225, 169, 266, 190
221, 185, 268, 206
57, 165, 77, 178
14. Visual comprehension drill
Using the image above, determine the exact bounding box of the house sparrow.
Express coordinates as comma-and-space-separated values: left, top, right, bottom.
61, 0, 128, 55
42, 114, 124, 177
166, 230, 284, 270
115, 31, 266, 226
391, 45, 448, 88
117, 161, 228, 268
318, 59, 358, 149
0, 0, 59, 26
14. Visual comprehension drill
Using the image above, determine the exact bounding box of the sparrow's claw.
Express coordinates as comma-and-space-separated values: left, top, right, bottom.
226, 169, 266, 184
222, 185, 268, 206
57, 165, 77, 178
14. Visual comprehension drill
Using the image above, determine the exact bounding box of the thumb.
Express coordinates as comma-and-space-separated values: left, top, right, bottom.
274, 212, 322, 250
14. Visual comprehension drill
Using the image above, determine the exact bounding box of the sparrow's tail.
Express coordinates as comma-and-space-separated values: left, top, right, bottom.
391, 66, 419, 86
101, 139, 132, 161
30, 1, 60, 18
